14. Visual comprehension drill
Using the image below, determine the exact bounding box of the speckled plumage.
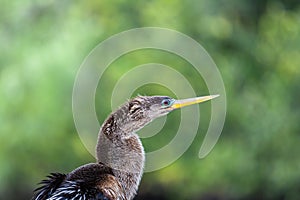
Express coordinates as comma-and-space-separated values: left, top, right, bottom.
32, 96, 174, 200
96, 96, 170, 199
32, 94, 218, 199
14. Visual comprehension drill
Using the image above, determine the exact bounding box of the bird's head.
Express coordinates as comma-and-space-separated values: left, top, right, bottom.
124, 95, 219, 132
98, 94, 219, 173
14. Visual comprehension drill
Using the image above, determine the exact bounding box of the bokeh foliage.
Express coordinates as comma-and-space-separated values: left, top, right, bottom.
1, 0, 300, 199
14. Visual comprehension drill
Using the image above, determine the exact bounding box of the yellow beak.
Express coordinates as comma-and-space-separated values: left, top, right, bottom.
171, 95, 219, 109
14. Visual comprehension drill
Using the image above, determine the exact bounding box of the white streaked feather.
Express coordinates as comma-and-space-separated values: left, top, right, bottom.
47, 181, 85, 200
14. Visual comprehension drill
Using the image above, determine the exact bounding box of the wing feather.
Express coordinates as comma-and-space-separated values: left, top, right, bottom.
32, 173, 66, 200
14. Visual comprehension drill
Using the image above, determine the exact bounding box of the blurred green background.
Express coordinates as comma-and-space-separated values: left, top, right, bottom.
1, 0, 300, 199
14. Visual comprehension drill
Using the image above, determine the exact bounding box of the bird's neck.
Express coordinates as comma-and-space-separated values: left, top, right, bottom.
96, 114, 145, 200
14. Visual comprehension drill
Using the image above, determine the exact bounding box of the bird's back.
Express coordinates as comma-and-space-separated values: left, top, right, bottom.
32, 163, 126, 200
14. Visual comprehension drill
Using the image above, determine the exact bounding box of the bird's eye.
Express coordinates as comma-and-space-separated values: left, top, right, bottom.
161, 99, 173, 108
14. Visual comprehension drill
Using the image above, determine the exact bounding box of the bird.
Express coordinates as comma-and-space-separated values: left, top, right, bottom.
32, 94, 219, 200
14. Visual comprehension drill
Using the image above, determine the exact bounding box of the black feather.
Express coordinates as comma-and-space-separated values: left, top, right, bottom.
45, 180, 111, 200
33, 174, 111, 200
32, 173, 66, 200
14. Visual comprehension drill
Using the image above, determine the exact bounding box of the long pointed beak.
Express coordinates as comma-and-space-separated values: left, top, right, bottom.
171, 95, 219, 109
